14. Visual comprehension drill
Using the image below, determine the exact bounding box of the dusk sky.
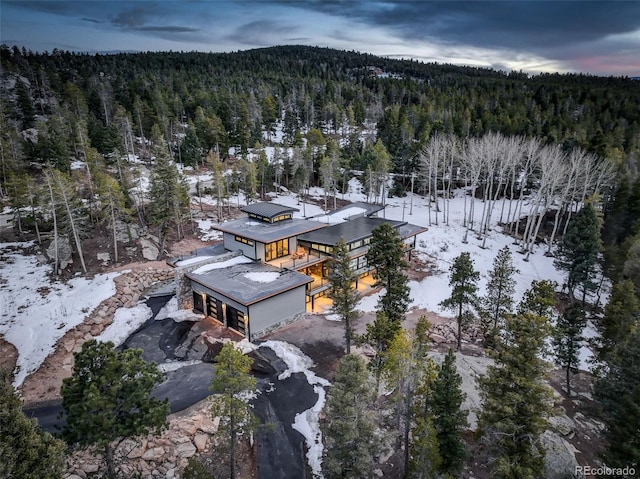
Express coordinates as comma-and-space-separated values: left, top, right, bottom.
2, 1, 640, 77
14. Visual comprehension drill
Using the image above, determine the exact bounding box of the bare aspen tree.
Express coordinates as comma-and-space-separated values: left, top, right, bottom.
460, 136, 485, 243
419, 132, 448, 226
522, 144, 567, 261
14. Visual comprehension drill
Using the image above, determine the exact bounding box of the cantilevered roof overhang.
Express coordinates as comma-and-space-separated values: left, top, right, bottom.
398, 223, 429, 239
187, 263, 313, 306
240, 202, 299, 219
297, 216, 406, 246
214, 217, 327, 243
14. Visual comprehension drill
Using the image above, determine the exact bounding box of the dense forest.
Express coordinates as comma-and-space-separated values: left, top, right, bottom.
2, 44, 640, 477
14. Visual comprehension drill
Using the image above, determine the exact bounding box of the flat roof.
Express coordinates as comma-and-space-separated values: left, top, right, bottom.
214, 217, 326, 243
310, 202, 385, 224
398, 223, 429, 239
297, 216, 406, 246
187, 263, 313, 306
241, 202, 299, 219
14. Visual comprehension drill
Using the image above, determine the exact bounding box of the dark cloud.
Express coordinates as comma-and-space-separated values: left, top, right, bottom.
111, 6, 151, 28
81, 18, 103, 24
226, 20, 299, 46
5, 1, 75, 15
136, 26, 199, 33
284, 0, 640, 59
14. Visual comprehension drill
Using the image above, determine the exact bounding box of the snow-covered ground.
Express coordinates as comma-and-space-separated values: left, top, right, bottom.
0, 242, 121, 386
97, 303, 153, 346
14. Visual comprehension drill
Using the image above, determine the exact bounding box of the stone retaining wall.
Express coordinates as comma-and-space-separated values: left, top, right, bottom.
20, 267, 175, 403
64, 398, 219, 479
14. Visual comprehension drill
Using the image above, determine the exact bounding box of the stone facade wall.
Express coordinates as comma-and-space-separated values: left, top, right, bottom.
20, 267, 175, 403
174, 251, 243, 309
254, 311, 306, 340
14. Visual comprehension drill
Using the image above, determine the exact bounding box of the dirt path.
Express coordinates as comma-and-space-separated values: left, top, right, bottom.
262, 305, 462, 380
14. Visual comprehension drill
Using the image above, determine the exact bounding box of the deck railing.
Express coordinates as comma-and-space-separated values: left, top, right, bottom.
278, 249, 326, 270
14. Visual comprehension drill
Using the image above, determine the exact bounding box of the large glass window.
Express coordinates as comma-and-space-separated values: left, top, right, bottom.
265, 238, 289, 261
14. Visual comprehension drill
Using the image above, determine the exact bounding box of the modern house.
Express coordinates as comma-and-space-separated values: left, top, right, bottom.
181, 202, 426, 340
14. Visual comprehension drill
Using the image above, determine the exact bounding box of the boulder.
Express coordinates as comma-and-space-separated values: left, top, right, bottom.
541, 430, 581, 479
175, 441, 196, 459
81, 463, 100, 474
194, 434, 209, 452
97, 252, 110, 265
46, 235, 73, 269
199, 416, 220, 434
142, 446, 165, 461
140, 237, 160, 261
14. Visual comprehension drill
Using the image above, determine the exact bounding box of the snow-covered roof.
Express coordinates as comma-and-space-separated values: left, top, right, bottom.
214, 217, 326, 244
297, 216, 407, 246
187, 263, 313, 305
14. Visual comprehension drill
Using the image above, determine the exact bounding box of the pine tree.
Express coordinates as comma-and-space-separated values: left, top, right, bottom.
439, 252, 480, 351
179, 122, 202, 167
382, 329, 421, 475
96, 172, 129, 263
481, 246, 518, 348
210, 342, 258, 479
148, 124, 189, 258
478, 313, 552, 479
61, 340, 169, 479
594, 327, 640, 471
359, 310, 401, 385
601, 385, 640, 472
622, 233, 640, 297
43, 166, 88, 273
597, 279, 639, 360
518, 279, 557, 318
321, 354, 383, 479
554, 203, 601, 303
366, 223, 410, 323
432, 349, 468, 477
328, 237, 360, 353
553, 303, 586, 397
0, 369, 65, 479
408, 349, 441, 479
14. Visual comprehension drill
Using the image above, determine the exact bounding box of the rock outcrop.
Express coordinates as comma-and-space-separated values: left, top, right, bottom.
20, 267, 175, 403
64, 398, 218, 479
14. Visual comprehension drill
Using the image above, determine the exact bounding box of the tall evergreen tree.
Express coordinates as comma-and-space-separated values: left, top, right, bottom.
554, 203, 601, 303
553, 303, 586, 397
594, 327, 640, 472
96, 172, 129, 263
382, 322, 433, 476
61, 340, 169, 479
432, 349, 468, 477
359, 310, 401, 385
210, 342, 258, 479
517, 279, 557, 318
147, 124, 189, 257
439, 252, 480, 351
597, 279, 639, 360
0, 369, 65, 479
408, 352, 441, 479
366, 223, 410, 323
179, 122, 202, 167
321, 354, 384, 479
481, 246, 518, 347
328, 237, 360, 353
478, 313, 552, 479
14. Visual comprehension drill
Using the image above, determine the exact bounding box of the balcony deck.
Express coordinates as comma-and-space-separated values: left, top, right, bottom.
267, 250, 328, 271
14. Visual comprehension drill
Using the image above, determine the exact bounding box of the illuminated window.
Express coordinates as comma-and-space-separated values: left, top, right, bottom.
235, 235, 254, 246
